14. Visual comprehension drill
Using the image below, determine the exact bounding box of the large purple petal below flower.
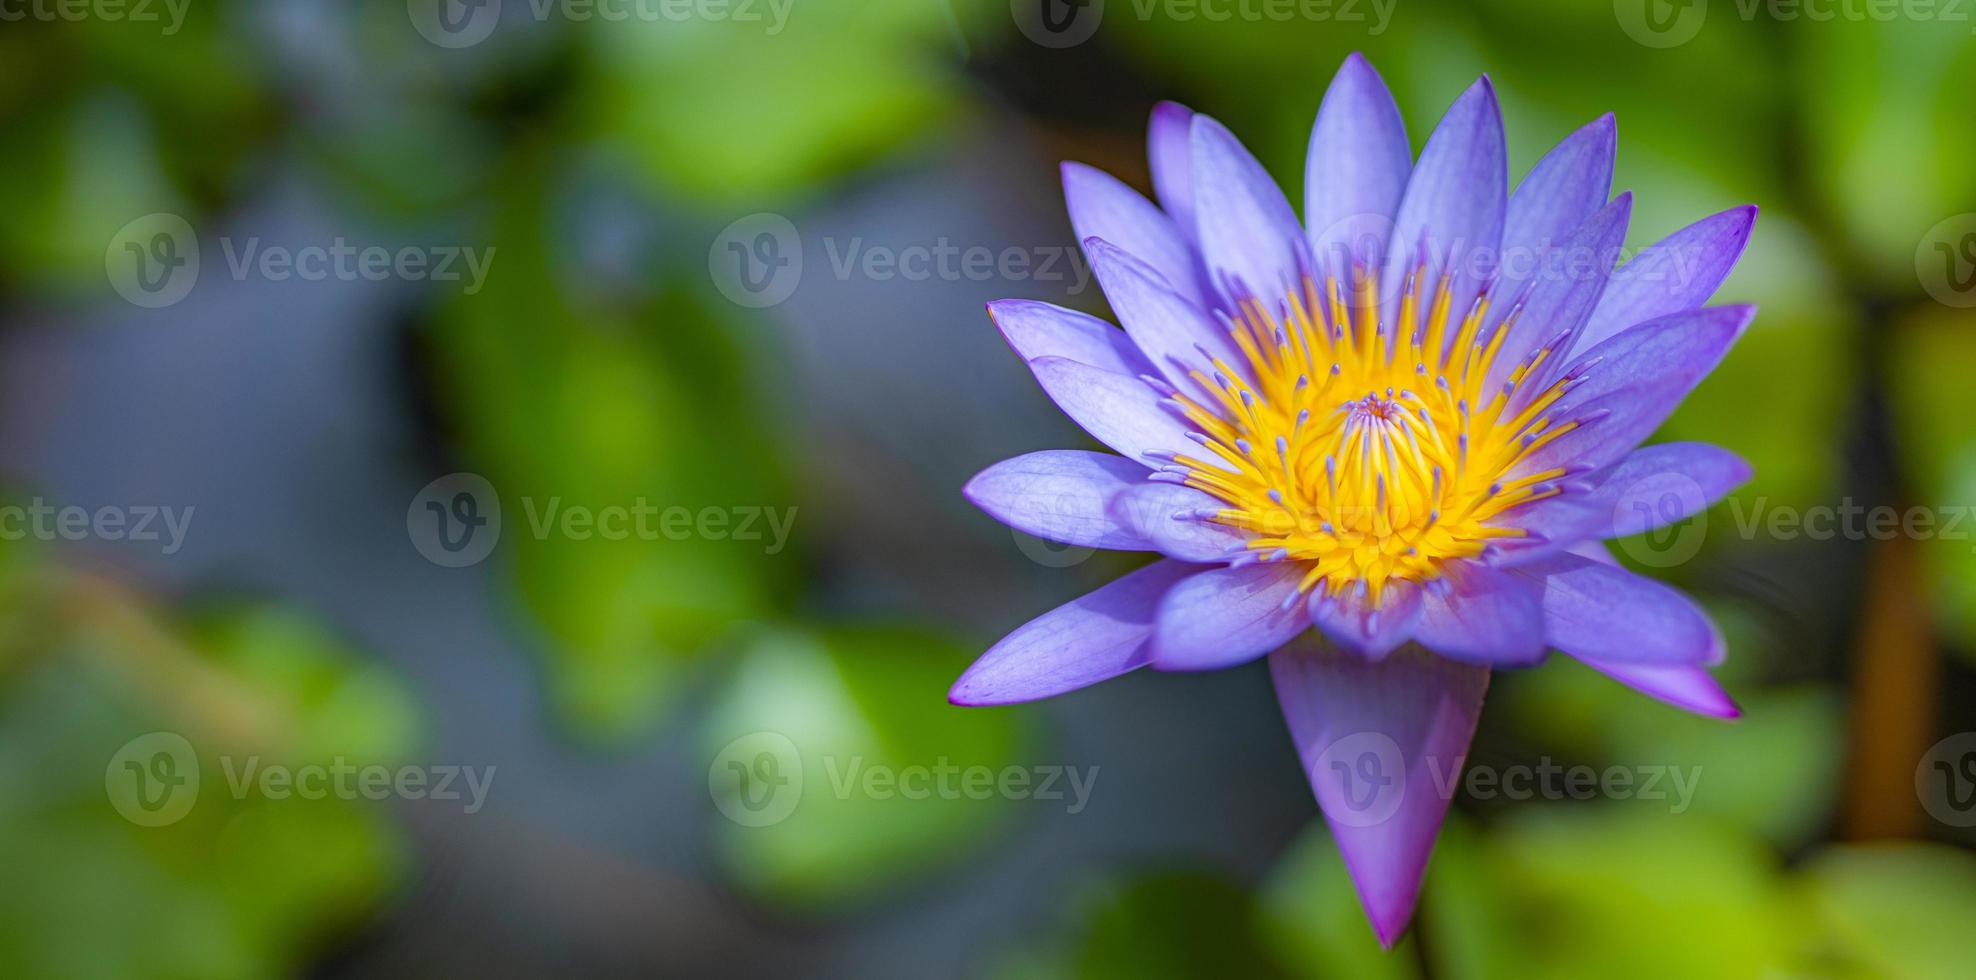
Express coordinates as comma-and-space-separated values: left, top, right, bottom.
1064, 162, 1205, 307
950, 560, 1196, 705
1413, 563, 1547, 665
1500, 114, 1616, 267
1151, 562, 1309, 671
1191, 114, 1307, 305
1308, 580, 1423, 660
963, 450, 1155, 550
1522, 552, 1723, 666
1573, 205, 1757, 358
1027, 356, 1196, 468
1085, 237, 1242, 395
1502, 441, 1752, 543
1110, 482, 1251, 562
1269, 639, 1489, 948
988, 299, 1154, 378
1305, 53, 1411, 283
1486, 192, 1633, 399
1148, 101, 1197, 240
1380, 76, 1507, 348
1516, 304, 1755, 477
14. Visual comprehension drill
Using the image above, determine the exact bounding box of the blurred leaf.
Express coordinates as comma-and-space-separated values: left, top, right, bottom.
1795, 842, 1976, 980
703, 625, 1033, 908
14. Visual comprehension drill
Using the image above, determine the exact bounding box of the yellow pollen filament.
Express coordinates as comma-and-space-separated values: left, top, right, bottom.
1168, 267, 1579, 606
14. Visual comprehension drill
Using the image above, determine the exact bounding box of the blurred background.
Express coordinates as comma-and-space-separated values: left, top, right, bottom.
1, 0, 1974, 976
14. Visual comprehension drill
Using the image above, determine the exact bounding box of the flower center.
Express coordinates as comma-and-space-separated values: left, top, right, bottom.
1161, 268, 1581, 603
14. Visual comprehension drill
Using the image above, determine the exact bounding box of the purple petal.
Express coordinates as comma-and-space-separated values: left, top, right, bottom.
1516, 304, 1755, 476
1486, 192, 1633, 397
950, 559, 1196, 705
1380, 76, 1507, 345
963, 450, 1155, 550
1110, 482, 1252, 562
1574, 205, 1757, 357
1151, 562, 1309, 671
1500, 114, 1615, 266
1064, 162, 1205, 306
988, 299, 1154, 377
1305, 53, 1412, 283
1028, 356, 1195, 466
1412, 563, 1547, 665
1085, 237, 1241, 394
1504, 441, 1752, 542
1570, 658, 1741, 719
1308, 580, 1424, 660
1191, 114, 1306, 304
1521, 552, 1723, 666
1148, 101, 1197, 240
1269, 639, 1489, 947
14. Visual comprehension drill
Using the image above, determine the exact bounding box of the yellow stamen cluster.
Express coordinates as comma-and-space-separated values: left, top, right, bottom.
1166, 269, 1579, 605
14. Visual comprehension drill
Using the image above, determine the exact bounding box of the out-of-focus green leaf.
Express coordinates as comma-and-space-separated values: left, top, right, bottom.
703, 625, 1032, 908
1795, 842, 1976, 980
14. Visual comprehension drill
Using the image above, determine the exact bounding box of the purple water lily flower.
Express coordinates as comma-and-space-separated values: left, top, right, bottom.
953, 53, 1758, 946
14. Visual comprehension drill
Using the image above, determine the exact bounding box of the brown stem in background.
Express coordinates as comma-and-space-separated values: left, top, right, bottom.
1840, 532, 1937, 839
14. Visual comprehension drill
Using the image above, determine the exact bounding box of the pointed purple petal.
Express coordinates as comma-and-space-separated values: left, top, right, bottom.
1500, 114, 1616, 265
1148, 101, 1197, 240
1305, 53, 1412, 282
963, 450, 1155, 550
1504, 441, 1752, 541
1085, 237, 1241, 394
1028, 356, 1196, 466
1270, 640, 1489, 947
988, 299, 1154, 378
1413, 562, 1547, 665
1110, 481, 1252, 562
1191, 114, 1306, 304
1571, 658, 1741, 719
1380, 77, 1507, 343
1064, 162, 1205, 306
1486, 192, 1633, 397
1151, 562, 1309, 671
1522, 552, 1723, 666
1575, 205, 1757, 357
950, 559, 1196, 705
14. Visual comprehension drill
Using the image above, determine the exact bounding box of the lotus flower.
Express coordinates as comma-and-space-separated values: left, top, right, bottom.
952, 53, 1757, 945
